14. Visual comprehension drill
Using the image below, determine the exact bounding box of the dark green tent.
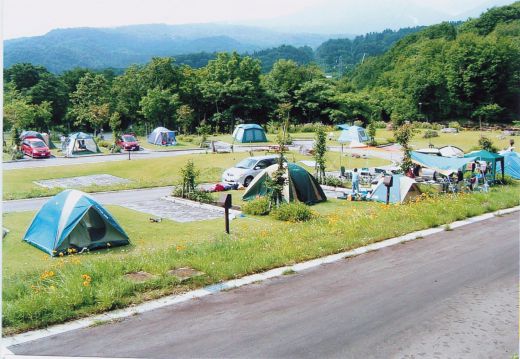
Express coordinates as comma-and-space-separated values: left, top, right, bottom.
243, 163, 327, 204
464, 150, 505, 181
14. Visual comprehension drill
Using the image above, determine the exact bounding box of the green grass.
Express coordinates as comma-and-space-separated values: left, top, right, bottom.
3, 151, 390, 200
373, 129, 513, 152
3, 183, 519, 334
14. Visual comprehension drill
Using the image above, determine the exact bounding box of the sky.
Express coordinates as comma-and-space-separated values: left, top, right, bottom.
2, 0, 513, 39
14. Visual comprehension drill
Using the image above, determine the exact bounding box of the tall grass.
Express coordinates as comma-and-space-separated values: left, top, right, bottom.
3, 184, 518, 334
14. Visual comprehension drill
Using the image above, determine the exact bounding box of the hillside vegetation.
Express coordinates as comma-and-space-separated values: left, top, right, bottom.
3, 3, 519, 140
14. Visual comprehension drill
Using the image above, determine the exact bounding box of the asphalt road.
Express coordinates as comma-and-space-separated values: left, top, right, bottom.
3, 144, 402, 171
2, 187, 173, 212
10, 213, 518, 358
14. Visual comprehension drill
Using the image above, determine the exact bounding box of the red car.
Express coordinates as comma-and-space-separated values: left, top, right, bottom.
116, 134, 140, 151
21, 138, 51, 158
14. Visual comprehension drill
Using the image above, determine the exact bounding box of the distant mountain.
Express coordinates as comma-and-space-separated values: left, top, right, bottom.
4, 24, 341, 73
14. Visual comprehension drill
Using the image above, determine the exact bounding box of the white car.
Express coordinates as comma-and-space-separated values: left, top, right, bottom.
222, 155, 279, 187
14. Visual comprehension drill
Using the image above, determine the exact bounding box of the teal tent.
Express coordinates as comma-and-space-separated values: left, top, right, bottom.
243, 163, 327, 204
497, 151, 520, 179
411, 151, 476, 175
370, 175, 422, 203
464, 150, 505, 181
23, 190, 129, 256
232, 124, 268, 143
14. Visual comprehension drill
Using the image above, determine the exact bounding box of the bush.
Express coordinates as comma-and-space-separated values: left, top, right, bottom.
271, 202, 315, 222
177, 134, 195, 143
353, 120, 364, 127
373, 121, 387, 129
172, 187, 213, 203
478, 136, 498, 152
97, 140, 111, 148
449, 121, 461, 130
423, 130, 439, 139
242, 197, 271, 215
323, 176, 350, 188
432, 123, 443, 130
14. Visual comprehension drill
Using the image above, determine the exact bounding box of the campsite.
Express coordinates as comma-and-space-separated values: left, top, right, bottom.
3, 117, 520, 335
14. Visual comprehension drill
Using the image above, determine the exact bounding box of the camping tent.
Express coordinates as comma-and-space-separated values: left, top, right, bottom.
370, 175, 422, 204
23, 190, 129, 256
243, 162, 327, 204
64, 132, 101, 156
497, 151, 520, 179
464, 150, 505, 181
20, 130, 57, 149
337, 125, 370, 144
411, 151, 476, 175
232, 124, 268, 143
439, 145, 464, 158
148, 127, 176, 146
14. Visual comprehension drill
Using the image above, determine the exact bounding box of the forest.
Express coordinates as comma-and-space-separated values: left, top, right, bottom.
3, 2, 520, 137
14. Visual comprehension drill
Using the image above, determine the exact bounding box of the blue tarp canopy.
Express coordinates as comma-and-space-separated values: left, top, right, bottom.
498, 151, 520, 179
23, 190, 129, 256
411, 151, 476, 175
337, 124, 350, 130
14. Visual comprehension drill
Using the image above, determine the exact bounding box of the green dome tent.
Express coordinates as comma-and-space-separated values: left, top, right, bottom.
232, 124, 268, 143
242, 162, 327, 204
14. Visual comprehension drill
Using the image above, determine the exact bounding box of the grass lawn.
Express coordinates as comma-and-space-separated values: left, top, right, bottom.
373, 129, 513, 152
3, 151, 390, 200
3, 183, 518, 334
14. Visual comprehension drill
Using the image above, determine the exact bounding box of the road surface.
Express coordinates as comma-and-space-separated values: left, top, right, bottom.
9, 213, 518, 358
3, 187, 173, 212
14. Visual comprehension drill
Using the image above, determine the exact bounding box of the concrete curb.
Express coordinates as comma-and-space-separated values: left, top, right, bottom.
4, 206, 519, 349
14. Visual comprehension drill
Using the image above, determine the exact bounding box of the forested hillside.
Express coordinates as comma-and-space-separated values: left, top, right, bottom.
3, 3, 519, 139
349, 2, 520, 122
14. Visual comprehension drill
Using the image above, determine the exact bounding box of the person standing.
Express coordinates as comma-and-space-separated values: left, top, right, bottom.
352, 168, 360, 195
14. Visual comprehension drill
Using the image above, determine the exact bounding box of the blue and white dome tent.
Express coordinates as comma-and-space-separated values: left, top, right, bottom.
23, 190, 130, 256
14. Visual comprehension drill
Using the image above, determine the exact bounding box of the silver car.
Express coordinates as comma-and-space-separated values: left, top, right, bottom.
222, 155, 279, 187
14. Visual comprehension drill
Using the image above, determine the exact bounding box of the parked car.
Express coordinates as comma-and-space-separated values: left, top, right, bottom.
222, 155, 279, 187
21, 138, 51, 158
116, 134, 140, 151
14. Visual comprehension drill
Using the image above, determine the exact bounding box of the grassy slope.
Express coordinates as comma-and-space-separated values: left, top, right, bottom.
3, 183, 519, 334
3, 151, 390, 200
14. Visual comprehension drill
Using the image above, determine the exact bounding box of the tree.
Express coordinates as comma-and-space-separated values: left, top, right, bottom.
472, 103, 504, 128
394, 123, 416, 173
69, 73, 111, 133
367, 121, 377, 146
176, 105, 195, 133
313, 125, 327, 183
139, 87, 180, 128
108, 111, 122, 149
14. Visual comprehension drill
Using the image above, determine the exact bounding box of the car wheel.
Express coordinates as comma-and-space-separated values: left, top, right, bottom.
243, 176, 253, 187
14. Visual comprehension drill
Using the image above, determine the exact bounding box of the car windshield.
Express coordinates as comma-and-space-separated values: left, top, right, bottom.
235, 158, 257, 169
31, 141, 47, 148
123, 135, 136, 142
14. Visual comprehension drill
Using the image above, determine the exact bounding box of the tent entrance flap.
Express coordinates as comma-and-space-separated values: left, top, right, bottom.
63, 207, 125, 251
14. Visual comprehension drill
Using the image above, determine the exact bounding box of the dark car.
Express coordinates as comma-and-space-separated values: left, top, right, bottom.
116, 134, 140, 151
21, 138, 51, 158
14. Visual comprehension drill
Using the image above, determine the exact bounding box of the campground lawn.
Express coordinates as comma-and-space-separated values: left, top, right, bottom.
3, 183, 519, 334
3, 151, 390, 200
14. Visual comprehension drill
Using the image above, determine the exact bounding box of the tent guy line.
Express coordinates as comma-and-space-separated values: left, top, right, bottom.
4, 205, 519, 349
